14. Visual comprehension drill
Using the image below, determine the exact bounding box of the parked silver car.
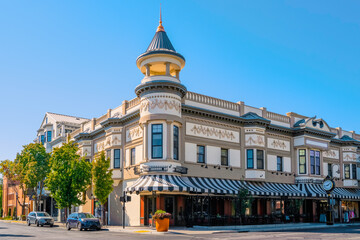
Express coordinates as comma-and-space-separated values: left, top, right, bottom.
27, 212, 54, 227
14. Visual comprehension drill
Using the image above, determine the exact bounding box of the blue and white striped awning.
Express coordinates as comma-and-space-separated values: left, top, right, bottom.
126, 175, 200, 193
297, 183, 360, 200
126, 175, 306, 197
183, 177, 306, 197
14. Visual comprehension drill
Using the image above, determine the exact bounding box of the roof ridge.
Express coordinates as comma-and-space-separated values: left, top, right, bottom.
47, 112, 89, 120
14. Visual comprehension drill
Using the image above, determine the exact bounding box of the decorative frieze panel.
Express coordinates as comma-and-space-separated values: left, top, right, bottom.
342, 147, 357, 153
126, 126, 143, 142
322, 149, 339, 159
186, 122, 240, 143
140, 93, 182, 117
343, 152, 357, 162
94, 139, 106, 153
82, 147, 92, 157
244, 127, 265, 134
305, 138, 328, 149
267, 138, 290, 151
106, 134, 121, 147
245, 134, 265, 147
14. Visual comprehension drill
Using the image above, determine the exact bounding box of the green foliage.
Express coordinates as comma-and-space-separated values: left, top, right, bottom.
17, 143, 50, 210
46, 141, 92, 209
235, 188, 253, 216
0, 160, 15, 180
8, 208, 11, 217
92, 151, 114, 205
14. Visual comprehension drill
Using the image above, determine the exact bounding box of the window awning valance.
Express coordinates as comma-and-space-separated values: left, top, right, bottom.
298, 183, 360, 200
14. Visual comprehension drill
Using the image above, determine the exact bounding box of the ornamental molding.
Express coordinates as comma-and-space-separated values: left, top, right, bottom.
245, 127, 265, 134
342, 147, 357, 152
184, 116, 240, 130
267, 138, 290, 151
126, 126, 143, 142
186, 122, 240, 143
140, 98, 181, 114
245, 134, 265, 147
322, 149, 339, 159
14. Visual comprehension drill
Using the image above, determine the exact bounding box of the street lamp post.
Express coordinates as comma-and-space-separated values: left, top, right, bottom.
323, 176, 335, 225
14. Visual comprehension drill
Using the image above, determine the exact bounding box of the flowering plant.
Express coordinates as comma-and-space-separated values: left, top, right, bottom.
152, 210, 171, 219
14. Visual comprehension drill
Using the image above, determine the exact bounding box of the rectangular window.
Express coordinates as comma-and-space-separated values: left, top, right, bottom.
197, 145, 205, 163
130, 148, 136, 165
277, 156, 283, 172
344, 164, 350, 179
257, 150, 264, 169
328, 163, 332, 178
47, 131, 52, 142
106, 150, 111, 160
310, 150, 315, 174
299, 149, 306, 174
114, 149, 120, 169
151, 124, 163, 159
173, 126, 179, 160
221, 149, 228, 166
315, 151, 320, 175
247, 149, 254, 169
352, 164, 357, 180
40, 135, 45, 144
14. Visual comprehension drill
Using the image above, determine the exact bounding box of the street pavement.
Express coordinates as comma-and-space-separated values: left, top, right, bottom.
1, 221, 360, 239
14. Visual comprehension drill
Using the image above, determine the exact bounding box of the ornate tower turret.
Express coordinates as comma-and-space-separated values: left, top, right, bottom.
135, 9, 187, 168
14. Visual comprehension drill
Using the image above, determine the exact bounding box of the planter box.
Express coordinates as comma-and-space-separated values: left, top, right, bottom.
155, 218, 169, 232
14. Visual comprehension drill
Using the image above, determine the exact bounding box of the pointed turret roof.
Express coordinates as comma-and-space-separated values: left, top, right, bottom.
137, 8, 185, 62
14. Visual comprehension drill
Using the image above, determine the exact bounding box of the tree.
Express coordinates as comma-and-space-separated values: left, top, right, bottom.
235, 188, 253, 225
0, 158, 28, 216
46, 141, 92, 220
18, 143, 50, 211
92, 151, 113, 224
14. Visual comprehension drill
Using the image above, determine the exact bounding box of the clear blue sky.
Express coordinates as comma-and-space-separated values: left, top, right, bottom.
1, 0, 360, 161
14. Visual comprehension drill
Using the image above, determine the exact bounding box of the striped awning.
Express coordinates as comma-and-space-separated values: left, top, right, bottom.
297, 183, 360, 200
126, 175, 200, 193
182, 177, 306, 197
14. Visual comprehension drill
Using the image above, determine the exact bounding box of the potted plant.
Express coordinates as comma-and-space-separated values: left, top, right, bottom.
152, 210, 171, 232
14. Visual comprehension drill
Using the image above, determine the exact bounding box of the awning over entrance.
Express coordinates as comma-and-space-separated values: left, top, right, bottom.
297, 183, 360, 200
183, 177, 306, 197
126, 175, 200, 193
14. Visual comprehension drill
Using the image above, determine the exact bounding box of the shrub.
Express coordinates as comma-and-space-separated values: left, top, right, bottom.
152, 210, 171, 220
21, 215, 26, 221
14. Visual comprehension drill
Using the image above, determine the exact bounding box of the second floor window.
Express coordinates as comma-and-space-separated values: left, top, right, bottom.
277, 156, 283, 172
197, 145, 205, 163
328, 163, 332, 178
257, 150, 264, 169
299, 149, 306, 174
114, 149, 120, 169
352, 164, 357, 180
344, 164, 350, 179
40, 135, 45, 144
47, 131, 52, 142
310, 150, 320, 175
173, 126, 179, 160
151, 124, 163, 159
221, 149, 228, 166
131, 148, 136, 165
247, 149, 254, 169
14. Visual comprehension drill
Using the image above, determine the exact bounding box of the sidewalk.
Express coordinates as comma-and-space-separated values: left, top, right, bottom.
105, 222, 360, 235
1, 219, 359, 235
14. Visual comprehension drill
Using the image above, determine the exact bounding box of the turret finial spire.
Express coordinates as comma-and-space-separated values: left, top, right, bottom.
156, 4, 165, 32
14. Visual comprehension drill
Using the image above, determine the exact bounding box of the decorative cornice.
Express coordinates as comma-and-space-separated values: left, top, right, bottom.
135, 80, 187, 98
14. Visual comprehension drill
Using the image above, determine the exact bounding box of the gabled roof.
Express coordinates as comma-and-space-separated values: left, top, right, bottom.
241, 112, 268, 121
39, 112, 89, 129
340, 135, 360, 142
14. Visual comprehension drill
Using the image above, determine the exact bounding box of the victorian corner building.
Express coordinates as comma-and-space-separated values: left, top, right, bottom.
7, 17, 360, 226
